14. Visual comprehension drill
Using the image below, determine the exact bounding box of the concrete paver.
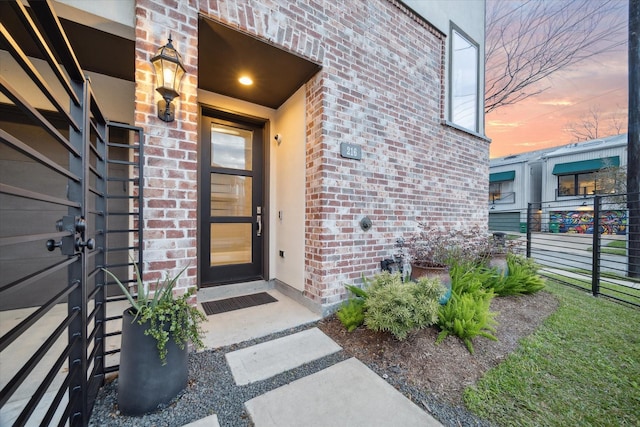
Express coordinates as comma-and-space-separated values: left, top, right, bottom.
181, 414, 220, 427
226, 327, 342, 385
244, 357, 443, 427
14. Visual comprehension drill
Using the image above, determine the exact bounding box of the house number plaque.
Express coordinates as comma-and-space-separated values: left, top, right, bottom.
340, 142, 362, 160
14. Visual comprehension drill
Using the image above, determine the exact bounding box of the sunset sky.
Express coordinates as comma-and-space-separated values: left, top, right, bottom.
486, 1, 629, 159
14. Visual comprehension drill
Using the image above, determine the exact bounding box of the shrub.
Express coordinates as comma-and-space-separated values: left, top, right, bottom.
436, 285, 498, 354
489, 254, 546, 296
345, 284, 369, 299
364, 272, 444, 340
450, 260, 494, 294
401, 225, 486, 269
336, 298, 366, 332
336, 284, 369, 332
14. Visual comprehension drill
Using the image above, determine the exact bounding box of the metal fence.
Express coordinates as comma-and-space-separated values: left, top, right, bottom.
0, 2, 142, 425
490, 192, 640, 308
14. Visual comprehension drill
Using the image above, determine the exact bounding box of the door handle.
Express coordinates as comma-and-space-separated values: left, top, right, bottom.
256, 214, 262, 237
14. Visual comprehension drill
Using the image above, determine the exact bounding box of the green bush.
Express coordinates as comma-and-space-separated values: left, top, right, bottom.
364, 272, 444, 340
489, 254, 546, 296
336, 298, 366, 332
345, 284, 369, 299
336, 284, 369, 332
450, 260, 494, 294
436, 284, 497, 354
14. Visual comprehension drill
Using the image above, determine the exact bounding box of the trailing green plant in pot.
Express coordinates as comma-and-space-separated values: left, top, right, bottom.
103, 262, 206, 416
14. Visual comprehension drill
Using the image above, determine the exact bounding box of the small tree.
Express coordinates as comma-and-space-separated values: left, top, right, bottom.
593, 163, 627, 208
595, 164, 627, 195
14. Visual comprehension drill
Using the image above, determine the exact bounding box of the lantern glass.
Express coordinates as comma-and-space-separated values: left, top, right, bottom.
151, 37, 185, 102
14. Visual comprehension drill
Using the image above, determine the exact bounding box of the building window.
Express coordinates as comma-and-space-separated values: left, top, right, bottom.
489, 182, 502, 202
489, 180, 515, 203
557, 172, 616, 197
449, 25, 479, 132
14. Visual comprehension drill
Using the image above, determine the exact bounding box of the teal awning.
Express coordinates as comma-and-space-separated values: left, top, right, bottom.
489, 170, 515, 182
552, 156, 620, 175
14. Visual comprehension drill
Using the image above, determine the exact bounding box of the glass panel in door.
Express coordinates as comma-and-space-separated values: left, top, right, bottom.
210, 174, 252, 217
210, 223, 252, 266
211, 125, 253, 169
200, 115, 264, 286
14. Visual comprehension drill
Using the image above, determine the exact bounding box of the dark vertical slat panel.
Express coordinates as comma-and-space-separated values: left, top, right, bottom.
65, 75, 88, 427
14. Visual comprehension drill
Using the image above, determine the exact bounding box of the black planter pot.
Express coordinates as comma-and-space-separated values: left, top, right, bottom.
118, 309, 188, 415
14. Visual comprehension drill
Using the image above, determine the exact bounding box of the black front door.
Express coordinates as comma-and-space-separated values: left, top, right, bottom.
200, 110, 265, 286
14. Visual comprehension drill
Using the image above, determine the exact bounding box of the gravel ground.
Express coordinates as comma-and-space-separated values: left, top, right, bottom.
88, 322, 493, 427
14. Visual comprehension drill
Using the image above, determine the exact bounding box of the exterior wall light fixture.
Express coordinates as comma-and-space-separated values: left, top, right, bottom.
151, 35, 185, 122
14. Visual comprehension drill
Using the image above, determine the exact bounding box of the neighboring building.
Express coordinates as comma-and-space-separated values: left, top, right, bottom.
489, 134, 628, 234
2, 0, 488, 314
489, 149, 549, 232
541, 134, 628, 234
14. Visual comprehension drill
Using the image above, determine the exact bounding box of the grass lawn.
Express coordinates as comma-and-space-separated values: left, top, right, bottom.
542, 270, 640, 307
586, 239, 627, 256
464, 281, 640, 426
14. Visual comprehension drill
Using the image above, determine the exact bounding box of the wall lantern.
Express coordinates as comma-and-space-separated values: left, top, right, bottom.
151, 35, 185, 122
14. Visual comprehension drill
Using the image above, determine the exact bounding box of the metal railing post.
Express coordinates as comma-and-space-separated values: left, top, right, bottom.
591, 196, 601, 296
526, 203, 532, 258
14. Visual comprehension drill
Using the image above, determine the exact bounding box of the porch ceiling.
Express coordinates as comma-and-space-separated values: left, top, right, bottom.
198, 16, 322, 109
1, 4, 321, 110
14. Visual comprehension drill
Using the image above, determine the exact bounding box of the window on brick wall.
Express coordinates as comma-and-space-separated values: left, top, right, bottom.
449, 25, 479, 132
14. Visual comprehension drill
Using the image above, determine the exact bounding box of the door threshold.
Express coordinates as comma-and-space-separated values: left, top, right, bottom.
198, 280, 273, 302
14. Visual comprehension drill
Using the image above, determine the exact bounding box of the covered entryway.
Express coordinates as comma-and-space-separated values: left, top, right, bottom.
197, 16, 320, 289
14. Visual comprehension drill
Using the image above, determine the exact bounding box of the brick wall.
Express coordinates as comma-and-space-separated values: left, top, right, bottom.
135, 0, 199, 288
135, 0, 488, 305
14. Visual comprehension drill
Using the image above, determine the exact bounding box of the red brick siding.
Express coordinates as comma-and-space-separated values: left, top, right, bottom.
135, 0, 488, 305
135, 0, 199, 287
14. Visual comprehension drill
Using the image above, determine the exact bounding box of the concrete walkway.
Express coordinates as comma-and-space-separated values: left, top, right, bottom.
225, 327, 342, 385
2, 287, 442, 426
187, 289, 442, 426
245, 357, 441, 427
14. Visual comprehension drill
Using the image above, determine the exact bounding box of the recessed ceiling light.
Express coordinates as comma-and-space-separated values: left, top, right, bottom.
239, 76, 253, 85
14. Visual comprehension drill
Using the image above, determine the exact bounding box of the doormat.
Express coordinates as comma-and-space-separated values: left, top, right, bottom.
201, 292, 278, 315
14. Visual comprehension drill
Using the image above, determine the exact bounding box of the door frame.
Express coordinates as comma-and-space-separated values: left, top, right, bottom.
198, 105, 270, 287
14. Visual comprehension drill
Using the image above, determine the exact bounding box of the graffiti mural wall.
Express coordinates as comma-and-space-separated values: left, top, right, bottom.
549, 210, 627, 234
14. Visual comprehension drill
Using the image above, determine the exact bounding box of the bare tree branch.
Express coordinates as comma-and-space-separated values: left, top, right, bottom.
609, 104, 627, 135
564, 105, 628, 142
485, 0, 627, 114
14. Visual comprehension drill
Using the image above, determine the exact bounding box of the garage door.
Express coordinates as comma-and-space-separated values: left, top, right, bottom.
489, 212, 521, 232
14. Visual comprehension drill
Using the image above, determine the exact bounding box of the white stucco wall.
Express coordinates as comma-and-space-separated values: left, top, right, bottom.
273, 87, 306, 291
